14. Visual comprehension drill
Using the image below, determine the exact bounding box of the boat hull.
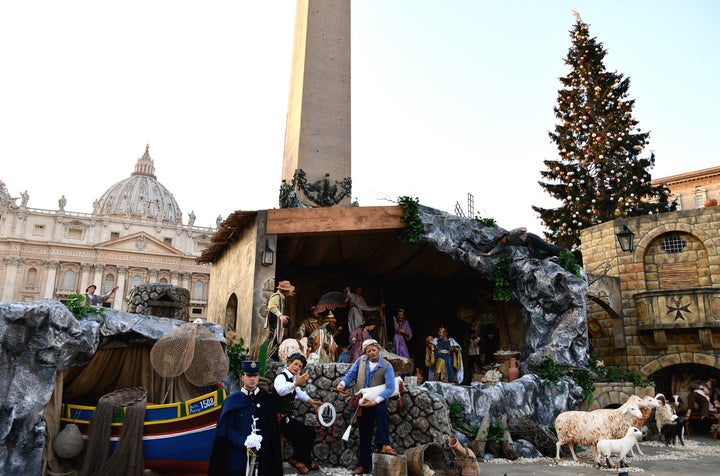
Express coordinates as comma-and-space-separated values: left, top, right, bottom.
61, 387, 225, 473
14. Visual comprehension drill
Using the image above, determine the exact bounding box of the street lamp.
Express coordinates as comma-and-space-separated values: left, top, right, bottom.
261, 239, 274, 266
615, 225, 635, 252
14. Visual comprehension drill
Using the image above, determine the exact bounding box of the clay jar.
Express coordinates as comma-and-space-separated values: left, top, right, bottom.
508, 357, 520, 382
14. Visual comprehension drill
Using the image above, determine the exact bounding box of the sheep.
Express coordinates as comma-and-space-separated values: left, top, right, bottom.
554, 403, 643, 462
357, 376, 404, 405
590, 394, 659, 456
595, 426, 644, 468
661, 415, 687, 446
654, 394, 679, 441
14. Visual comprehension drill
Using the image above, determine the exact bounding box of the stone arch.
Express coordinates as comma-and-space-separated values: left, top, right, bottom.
640, 351, 720, 378
634, 222, 716, 259
586, 382, 641, 410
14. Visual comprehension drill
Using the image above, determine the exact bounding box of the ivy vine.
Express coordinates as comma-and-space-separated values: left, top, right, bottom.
64, 293, 106, 320
557, 251, 581, 278
227, 338, 250, 380
490, 256, 512, 302
398, 196, 424, 244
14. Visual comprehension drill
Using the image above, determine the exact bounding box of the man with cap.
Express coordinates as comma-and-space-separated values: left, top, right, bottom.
272, 352, 322, 474
482, 227, 565, 259
84, 284, 119, 307
208, 361, 282, 476
266, 280, 296, 351
337, 338, 396, 474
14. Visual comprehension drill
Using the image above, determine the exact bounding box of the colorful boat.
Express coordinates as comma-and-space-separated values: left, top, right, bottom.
60, 386, 226, 475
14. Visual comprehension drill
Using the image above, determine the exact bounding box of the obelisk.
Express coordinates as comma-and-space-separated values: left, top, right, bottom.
282, 0, 351, 207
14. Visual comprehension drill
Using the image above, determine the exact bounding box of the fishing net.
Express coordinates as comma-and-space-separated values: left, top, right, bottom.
150, 323, 197, 377
80, 386, 147, 476
184, 326, 229, 386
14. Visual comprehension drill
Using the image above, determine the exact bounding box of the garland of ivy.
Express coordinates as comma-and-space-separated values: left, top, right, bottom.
398, 196, 424, 244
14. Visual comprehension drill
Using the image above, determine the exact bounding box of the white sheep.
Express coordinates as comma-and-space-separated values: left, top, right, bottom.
596, 426, 644, 468
357, 376, 404, 405
590, 394, 659, 456
554, 403, 643, 462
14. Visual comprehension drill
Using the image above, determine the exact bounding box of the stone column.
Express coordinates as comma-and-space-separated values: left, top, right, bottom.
181, 272, 191, 290
43, 260, 60, 299
80, 263, 94, 293
170, 270, 180, 286
93, 264, 105, 290
1, 256, 23, 301
148, 268, 159, 283
114, 266, 128, 310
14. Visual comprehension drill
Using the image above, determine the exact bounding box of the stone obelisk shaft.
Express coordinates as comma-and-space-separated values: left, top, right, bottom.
282, 0, 351, 206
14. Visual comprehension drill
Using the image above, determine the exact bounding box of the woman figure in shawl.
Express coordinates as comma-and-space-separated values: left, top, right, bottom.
392, 308, 413, 359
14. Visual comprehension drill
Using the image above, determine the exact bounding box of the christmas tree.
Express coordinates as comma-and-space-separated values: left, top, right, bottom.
534, 11, 675, 251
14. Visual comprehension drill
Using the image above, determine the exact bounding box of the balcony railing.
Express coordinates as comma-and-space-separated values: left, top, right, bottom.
634, 287, 720, 349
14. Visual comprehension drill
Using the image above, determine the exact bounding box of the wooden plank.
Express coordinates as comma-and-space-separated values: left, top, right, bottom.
266, 206, 405, 235
659, 263, 699, 290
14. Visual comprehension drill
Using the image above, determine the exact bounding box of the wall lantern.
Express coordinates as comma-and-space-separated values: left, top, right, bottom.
615, 225, 635, 253
261, 239, 274, 266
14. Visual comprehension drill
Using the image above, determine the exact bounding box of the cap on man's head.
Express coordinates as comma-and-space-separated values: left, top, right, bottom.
277, 280, 295, 292
241, 360, 260, 376
288, 353, 307, 367
493, 229, 509, 241
86, 285, 97, 292
362, 338, 380, 352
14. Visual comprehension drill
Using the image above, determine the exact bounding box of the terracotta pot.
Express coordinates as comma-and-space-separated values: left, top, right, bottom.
705, 198, 718, 207
508, 357, 520, 382
448, 437, 476, 459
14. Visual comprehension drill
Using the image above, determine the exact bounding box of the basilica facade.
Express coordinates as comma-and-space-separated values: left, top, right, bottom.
0, 146, 213, 318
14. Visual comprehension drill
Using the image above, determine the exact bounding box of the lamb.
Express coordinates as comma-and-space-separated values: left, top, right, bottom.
590, 394, 659, 456
554, 403, 643, 462
357, 376, 404, 405
595, 426, 644, 468
661, 415, 687, 446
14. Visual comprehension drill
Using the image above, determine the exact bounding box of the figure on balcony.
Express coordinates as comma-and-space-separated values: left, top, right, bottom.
85, 284, 119, 307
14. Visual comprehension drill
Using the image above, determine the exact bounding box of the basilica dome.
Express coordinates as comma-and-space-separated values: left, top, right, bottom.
94, 146, 182, 224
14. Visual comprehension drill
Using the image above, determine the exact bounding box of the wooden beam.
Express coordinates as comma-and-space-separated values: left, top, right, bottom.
266, 206, 405, 236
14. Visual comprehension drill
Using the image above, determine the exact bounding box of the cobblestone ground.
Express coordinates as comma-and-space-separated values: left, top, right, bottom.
283, 435, 720, 475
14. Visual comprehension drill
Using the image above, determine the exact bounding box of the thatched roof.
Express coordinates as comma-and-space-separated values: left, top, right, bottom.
197, 210, 257, 263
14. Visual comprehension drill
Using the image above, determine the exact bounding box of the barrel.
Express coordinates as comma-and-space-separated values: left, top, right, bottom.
372, 453, 408, 476
404, 443, 448, 476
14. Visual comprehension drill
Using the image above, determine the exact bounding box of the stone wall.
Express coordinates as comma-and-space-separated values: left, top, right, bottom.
257, 362, 582, 467
578, 382, 656, 411
580, 206, 720, 379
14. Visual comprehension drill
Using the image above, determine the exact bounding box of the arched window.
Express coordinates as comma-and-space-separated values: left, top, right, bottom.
160, 277, 168, 283
26, 268, 38, 287
132, 274, 143, 287
62, 270, 76, 290
104, 274, 115, 293
193, 280, 205, 299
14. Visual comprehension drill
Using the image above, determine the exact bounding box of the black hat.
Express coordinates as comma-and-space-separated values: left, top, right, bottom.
241, 360, 260, 376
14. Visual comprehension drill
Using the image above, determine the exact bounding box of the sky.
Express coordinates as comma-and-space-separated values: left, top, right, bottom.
1, 1, 718, 233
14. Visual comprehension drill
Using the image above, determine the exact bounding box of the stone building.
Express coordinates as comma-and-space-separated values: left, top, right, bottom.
0, 146, 213, 318
655, 165, 720, 210
581, 203, 720, 403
